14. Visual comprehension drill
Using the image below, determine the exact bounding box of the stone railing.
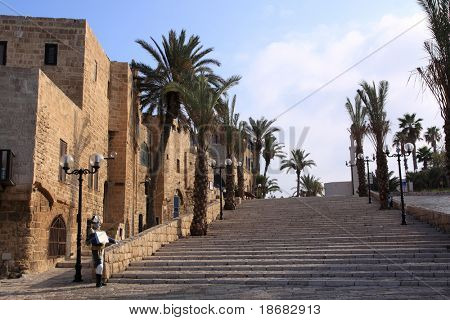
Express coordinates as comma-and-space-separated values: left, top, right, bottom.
370, 191, 450, 233
103, 200, 220, 280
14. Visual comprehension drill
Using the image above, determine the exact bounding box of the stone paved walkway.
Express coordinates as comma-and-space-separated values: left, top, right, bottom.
401, 195, 450, 215
1, 196, 450, 300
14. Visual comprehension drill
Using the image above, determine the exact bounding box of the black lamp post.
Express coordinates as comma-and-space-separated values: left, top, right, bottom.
384, 143, 413, 225
211, 158, 232, 220
257, 183, 262, 199
345, 160, 356, 195
60, 152, 116, 282
358, 153, 375, 204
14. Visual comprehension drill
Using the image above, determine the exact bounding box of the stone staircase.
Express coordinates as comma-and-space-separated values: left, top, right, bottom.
109, 196, 450, 288
55, 249, 94, 280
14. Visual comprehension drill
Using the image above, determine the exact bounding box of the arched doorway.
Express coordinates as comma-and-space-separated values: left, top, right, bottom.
173, 189, 184, 218
48, 215, 66, 257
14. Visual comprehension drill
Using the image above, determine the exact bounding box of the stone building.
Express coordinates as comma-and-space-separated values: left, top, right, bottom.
0, 15, 250, 276
0, 15, 148, 274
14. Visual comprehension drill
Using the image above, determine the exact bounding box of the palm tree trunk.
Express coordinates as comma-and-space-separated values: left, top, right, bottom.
296, 171, 300, 197
145, 93, 179, 228
253, 143, 262, 192
445, 122, 450, 185
432, 141, 437, 154
237, 165, 244, 198
190, 146, 208, 236
263, 162, 269, 180
412, 143, 418, 172
376, 139, 389, 210
355, 138, 367, 197
224, 161, 236, 210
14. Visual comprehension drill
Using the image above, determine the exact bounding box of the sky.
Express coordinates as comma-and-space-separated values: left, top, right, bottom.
0, 0, 443, 196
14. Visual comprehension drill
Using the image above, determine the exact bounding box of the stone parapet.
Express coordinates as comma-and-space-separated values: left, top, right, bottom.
103, 200, 220, 280
370, 191, 450, 233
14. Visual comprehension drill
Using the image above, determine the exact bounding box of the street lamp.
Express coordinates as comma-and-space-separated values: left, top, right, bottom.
211, 158, 232, 220
257, 183, 262, 199
384, 143, 413, 225
60, 151, 115, 282
357, 153, 375, 204
345, 160, 356, 195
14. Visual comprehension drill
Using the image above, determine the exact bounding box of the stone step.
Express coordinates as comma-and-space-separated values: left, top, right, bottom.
144, 252, 450, 261
108, 277, 450, 287
114, 270, 450, 279
135, 257, 450, 266
156, 247, 448, 256
171, 235, 450, 243
56, 258, 92, 268
126, 262, 450, 272
165, 241, 450, 250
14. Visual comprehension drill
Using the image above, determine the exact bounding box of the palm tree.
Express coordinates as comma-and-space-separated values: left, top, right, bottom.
133, 30, 221, 228
247, 117, 279, 190
398, 113, 423, 171
280, 149, 316, 197
234, 120, 248, 199
300, 174, 324, 197
255, 175, 281, 198
262, 134, 285, 181
345, 94, 368, 197
424, 126, 442, 153
266, 178, 281, 196
416, 0, 450, 181
175, 75, 240, 236
417, 146, 433, 170
357, 80, 390, 209
219, 95, 239, 210
373, 170, 400, 193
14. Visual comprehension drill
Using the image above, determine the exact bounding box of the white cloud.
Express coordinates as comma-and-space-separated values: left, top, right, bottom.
236, 12, 443, 194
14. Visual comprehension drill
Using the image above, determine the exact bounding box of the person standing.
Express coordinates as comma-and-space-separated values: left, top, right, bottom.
85, 215, 117, 288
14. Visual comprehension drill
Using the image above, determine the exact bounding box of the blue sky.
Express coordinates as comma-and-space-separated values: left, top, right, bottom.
0, 1, 442, 195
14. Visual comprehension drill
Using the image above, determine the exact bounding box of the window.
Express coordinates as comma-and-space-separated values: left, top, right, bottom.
58, 140, 67, 182
138, 214, 143, 233
135, 114, 140, 138
93, 60, 98, 81
140, 143, 149, 166
0, 149, 14, 185
0, 41, 7, 65
48, 215, 66, 257
44, 43, 58, 65
176, 159, 180, 173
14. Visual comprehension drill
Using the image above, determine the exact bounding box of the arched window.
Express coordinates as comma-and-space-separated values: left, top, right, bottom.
140, 142, 149, 166
49, 215, 66, 257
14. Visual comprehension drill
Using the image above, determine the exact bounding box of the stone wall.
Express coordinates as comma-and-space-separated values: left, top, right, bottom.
106, 62, 148, 238
0, 15, 86, 106
370, 191, 450, 233
0, 67, 39, 273
103, 200, 221, 280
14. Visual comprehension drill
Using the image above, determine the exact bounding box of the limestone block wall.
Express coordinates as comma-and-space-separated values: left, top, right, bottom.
103, 200, 221, 280
106, 62, 148, 237
0, 16, 86, 106
0, 67, 39, 273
